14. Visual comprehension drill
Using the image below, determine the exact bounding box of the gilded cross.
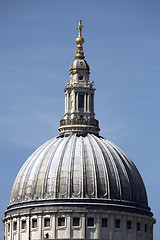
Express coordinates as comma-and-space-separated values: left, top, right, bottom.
77, 20, 83, 38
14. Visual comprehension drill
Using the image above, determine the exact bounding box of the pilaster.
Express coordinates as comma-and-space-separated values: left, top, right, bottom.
109, 214, 113, 240
66, 215, 71, 239
96, 214, 101, 239
17, 217, 20, 240
84, 93, 87, 112
38, 215, 42, 239
81, 214, 86, 239
52, 213, 56, 239
74, 90, 76, 112
10, 219, 13, 240
133, 215, 137, 239
123, 215, 126, 240
76, 92, 78, 112
65, 93, 67, 114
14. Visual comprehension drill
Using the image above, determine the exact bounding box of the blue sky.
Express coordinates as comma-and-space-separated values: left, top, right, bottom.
0, 0, 160, 239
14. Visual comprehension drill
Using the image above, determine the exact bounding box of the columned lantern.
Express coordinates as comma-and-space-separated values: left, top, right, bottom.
3, 20, 155, 240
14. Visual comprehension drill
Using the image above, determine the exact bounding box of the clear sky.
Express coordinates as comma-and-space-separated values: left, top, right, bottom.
0, 0, 159, 239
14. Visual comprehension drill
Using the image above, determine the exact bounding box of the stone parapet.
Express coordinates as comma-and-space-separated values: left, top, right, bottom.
59, 118, 100, 136
60, 118, 99, 128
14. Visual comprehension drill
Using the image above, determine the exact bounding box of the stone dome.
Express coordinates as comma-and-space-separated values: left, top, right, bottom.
70, 59, 90, 72
9, 133, 151, 216
3, 21, 155, 240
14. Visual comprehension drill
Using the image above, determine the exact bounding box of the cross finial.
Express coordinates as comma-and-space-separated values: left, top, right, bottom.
77, 20, 83, 38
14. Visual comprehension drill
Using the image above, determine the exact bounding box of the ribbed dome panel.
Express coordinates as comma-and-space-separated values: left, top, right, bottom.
10, 134, 148, 207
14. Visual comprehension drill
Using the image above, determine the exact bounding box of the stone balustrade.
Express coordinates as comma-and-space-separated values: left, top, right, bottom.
60, 118, 99, 128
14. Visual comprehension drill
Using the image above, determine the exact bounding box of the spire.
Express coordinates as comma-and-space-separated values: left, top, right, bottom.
75, 20, 85, 59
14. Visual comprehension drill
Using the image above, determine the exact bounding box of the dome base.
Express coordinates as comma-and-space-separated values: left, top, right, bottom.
3, 200, 155, 240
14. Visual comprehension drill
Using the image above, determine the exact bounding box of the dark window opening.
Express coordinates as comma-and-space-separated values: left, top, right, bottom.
45, 233, 49, 239
32, 219, 37, 228
75, 92, 77, 111
137, 222, 141, 232
115, 219, 121, 229
8, 223, 10, 232
102, 218, 108, 227
127, 220, 132, 230
86, 93, 88, 111
13, 222, 17, 231
91, 94, 94, 112
78, 75, 83, 80
78, 94, 84, 109
145, 223, 148, 233
73, 217, 80, 226
68, 93, 70, 110
87, 218, 94, 227
21, 220, 26, 229
58, 217, 65, 227
44, 218, 50, 227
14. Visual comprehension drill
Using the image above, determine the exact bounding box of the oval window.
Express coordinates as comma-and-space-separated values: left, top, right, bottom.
78, 75, 83, 80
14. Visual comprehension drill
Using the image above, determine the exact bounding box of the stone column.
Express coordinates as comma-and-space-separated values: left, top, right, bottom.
65, 93, 67, 114
68, 93, 70, 112
67, 92, 70, 113
89, 93, 91, 113
66, 93, 68, 113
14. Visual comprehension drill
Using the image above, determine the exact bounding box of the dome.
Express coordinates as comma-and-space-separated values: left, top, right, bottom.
3, 20, 155, 240
70, 59, 90, 72
9, 133, 150, 216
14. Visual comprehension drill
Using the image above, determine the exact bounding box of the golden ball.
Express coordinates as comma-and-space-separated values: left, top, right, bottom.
76, 37, 84, 45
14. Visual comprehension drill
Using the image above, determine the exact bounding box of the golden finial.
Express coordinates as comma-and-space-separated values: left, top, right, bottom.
77, 20, 83, 38
75, 20, 85, 58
